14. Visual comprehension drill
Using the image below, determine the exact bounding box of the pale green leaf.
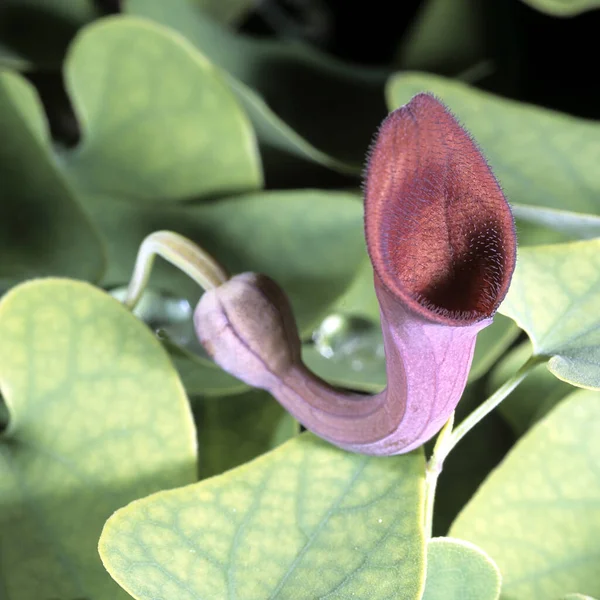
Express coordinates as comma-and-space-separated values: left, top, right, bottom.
168, 341, 248, 397
491, 341, 573, 436
100, 434, 426, 600
193, 389, 298, 479
0, 70, 105, 285
0, 279, 197, 599
332, 259, 380, 323
563, 594, 599, 600
499, 239, 600, 389
61, 16, 262, 202
519, 0, 600, 16
512, 205, 600, 244
451, 389, 600, 600
387, 74, 600, 215
126, 0, 387, 174
422, 537, 501, 600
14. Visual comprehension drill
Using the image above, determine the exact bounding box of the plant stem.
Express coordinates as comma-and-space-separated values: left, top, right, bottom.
423, 412, 454, 539
124, 231, 228, 310
422, 354, 544, 538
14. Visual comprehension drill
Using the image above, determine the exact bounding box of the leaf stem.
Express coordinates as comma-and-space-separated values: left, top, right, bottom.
423, 412, 454, 539
422, 354, 544, 538
123, 231, 228, 310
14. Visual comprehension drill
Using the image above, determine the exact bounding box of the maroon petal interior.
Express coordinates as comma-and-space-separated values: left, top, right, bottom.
364, 92, 517, 325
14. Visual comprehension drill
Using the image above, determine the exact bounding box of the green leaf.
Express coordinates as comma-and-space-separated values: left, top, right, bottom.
61, 16, 262, 202
82, 190, 366, 335
100, 434, 427, 600
0, 70, 105, 285
491, 341, 573, 436
422, 537, 501, 600
563, 595, 599, 600
0, 279, 197, 599
168, 342, 248, 397
193, 389, 298, 479
126, 0, 387, 175
512, 204, 600, 244
499, 239, 600, 389
451, 389, 600, 600
518, 0, 600, 16
397, 0, 485, 74
0, 0, 100, 69
386, 74, 600, 215
333, 259, 381, 322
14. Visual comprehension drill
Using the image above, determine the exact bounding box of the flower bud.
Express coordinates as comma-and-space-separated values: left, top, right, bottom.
194, 272, 301, 390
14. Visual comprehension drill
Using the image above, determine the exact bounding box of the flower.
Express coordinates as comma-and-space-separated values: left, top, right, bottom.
194, 93, 516, 455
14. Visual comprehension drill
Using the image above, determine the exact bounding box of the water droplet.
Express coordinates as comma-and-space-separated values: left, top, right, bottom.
378, 518, 383, 523
110, 286, 196, 348
351, 359, 363, 372
312, 313, 385, 375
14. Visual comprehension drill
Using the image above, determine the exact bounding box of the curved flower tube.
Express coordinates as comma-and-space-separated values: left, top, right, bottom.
194, 93, 517, 455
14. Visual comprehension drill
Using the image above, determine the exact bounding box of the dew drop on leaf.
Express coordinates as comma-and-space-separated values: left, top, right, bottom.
312, 313, 385, 370
109, 286, 194, 347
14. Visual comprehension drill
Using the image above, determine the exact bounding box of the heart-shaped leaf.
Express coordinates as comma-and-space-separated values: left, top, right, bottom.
0, 70, 105, 285
421, 537, 501, 600
100, 434, 426, 600
387, 74, 600, 215
451, 389, 600, 600
193, 389, 297, 479
60, 16, 262, 202
126, 0, 387, 175
0, 279, 197, 599
499, 239, 600, 389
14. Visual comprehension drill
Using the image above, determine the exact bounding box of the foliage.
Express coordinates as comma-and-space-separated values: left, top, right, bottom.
0, 1, 599, 599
